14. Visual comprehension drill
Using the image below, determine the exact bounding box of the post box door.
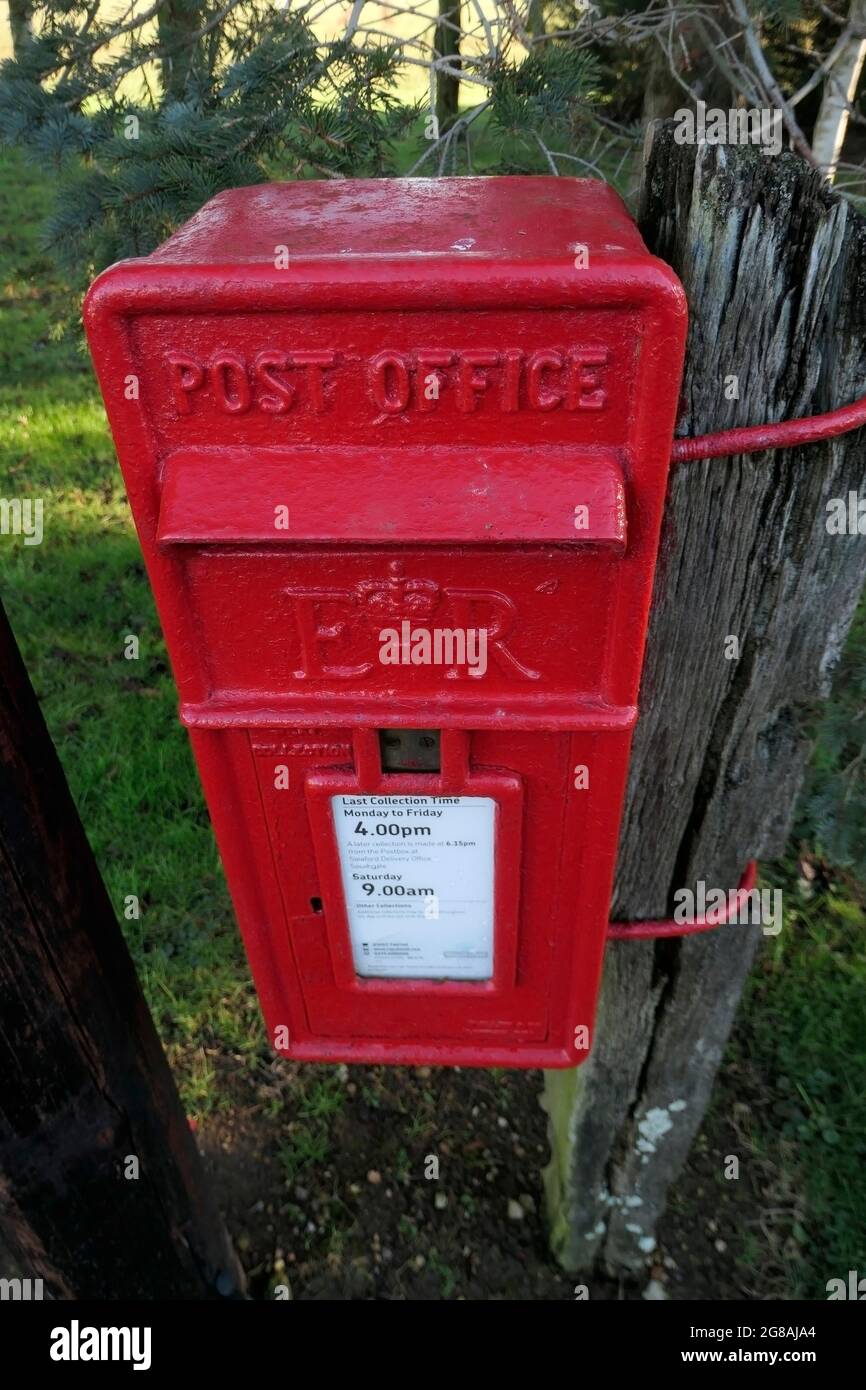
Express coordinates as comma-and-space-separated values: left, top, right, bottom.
258, 731, 532, 1041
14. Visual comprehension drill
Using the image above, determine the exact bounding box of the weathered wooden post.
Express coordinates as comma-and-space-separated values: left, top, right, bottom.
543, 123, 866, 1272
0, 600, 244, 1299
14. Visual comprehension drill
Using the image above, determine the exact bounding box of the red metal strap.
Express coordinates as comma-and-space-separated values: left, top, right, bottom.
671, 390, 866, 463
608, 860, 758, 940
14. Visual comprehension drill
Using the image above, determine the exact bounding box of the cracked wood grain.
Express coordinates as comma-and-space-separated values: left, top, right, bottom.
543, 123, 866, 1275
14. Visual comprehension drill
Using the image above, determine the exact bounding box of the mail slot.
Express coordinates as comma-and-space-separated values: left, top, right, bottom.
84, 175, 687, 1067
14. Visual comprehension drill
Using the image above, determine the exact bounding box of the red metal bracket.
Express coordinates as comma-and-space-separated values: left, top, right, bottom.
672, 390, 866, 463
608, 860, 758, 940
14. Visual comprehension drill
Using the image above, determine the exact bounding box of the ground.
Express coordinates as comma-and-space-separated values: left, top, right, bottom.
192, 1047, 804, 1301
1, 144, 864, 1300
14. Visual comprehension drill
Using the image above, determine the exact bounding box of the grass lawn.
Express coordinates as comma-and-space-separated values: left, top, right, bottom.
733, 859, 866, 1295
0, 146, 262, 1078
1, 143, 863, 1299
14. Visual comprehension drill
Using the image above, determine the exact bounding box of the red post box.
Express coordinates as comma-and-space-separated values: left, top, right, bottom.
84, 176, 687, 1068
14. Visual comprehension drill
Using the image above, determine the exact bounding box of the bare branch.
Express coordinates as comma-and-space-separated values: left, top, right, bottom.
727, 0, 819, 166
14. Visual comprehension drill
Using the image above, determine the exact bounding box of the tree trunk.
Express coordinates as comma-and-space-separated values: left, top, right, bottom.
527, 0, 546, 40
542, 123, 866, 1274
641, 38, 689, 125
641, 14, 739, 127
435, 0, 462, 134
0, 601, 244, 1299
158, 0, 206, 102
8, 0, 34, 59
811, 0, 866, 180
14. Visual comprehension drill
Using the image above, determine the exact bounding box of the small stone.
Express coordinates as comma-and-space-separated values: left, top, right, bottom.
497, 1116, 509, 1129
434, 1192, 448, 1210
336, 1064, 349, 1083
518, 1193, 536, 1214
367, 1170, 382, 1185
413, 1254, 425, 1270
643, 1279, 669, 1301
507, 1199, 525, 1221
714, 1239, 727, 1253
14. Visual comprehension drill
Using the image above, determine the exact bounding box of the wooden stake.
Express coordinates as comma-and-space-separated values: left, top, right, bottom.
0, 600, 244, 1299
543, 124, 866, 1274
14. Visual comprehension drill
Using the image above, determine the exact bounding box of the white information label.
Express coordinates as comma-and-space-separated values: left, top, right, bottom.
331, 795, 495, 979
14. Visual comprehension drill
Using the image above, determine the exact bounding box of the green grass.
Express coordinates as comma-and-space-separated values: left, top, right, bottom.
0, 146, 262, 1104
733, 863, 866, 1296
277, 1072, 348, 1184
1, 140, 864, 1293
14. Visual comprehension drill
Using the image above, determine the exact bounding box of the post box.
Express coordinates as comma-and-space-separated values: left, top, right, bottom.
84, 176, 687, 1068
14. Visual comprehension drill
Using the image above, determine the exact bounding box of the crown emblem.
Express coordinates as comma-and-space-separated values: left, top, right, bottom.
355, 561, 441, 623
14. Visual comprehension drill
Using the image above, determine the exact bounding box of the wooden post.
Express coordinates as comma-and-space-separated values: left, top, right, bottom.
0, 600, 244, 1299
542, 124, 866, 1273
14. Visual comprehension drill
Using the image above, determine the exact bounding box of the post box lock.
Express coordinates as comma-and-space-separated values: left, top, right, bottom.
85, 176, 688, 1068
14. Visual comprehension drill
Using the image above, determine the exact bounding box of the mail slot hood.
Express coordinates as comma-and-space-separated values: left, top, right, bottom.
156, 446, 627, 548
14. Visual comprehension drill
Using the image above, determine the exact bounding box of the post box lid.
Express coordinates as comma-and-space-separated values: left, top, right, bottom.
146, 176, 647, 269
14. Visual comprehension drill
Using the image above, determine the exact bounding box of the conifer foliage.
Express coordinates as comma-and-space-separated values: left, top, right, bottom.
0, 2, 611, 290
0, 2, 418, 284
